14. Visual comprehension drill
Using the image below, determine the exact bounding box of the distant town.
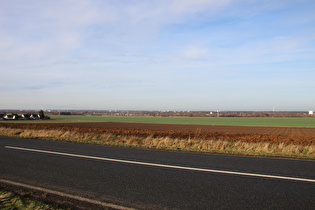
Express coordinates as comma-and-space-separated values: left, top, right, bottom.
0, 109, 314, 120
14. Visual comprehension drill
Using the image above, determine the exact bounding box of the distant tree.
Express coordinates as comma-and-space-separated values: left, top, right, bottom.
60, 112, 71, 115
39, 110, 45, 119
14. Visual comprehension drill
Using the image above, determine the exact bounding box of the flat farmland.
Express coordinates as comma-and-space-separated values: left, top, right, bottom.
50, 121, 315, 137
1, 116, 315, 158
21, 115, 315, 127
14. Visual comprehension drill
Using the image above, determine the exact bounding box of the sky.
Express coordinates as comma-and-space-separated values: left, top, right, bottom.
1, 0, 314, 111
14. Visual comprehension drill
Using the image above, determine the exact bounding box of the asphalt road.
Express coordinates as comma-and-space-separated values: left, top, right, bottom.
1, 136, 315, 209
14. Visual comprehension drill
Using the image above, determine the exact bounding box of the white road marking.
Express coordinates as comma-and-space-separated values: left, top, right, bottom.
5, 145, 315, 183
0, 179, 135, 210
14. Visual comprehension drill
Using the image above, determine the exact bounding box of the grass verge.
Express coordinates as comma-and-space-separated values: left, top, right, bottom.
0, 127, 314, 159
0, 185, 64, 210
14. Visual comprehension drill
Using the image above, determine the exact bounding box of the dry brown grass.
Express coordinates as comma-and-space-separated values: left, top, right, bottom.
0, 127, 314, 158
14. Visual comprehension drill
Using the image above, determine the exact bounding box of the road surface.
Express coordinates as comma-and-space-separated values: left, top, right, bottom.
1, 136, 314, 209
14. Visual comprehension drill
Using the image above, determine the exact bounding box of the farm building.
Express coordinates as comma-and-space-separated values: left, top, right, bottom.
30, 114, 40, 119
3, 114, 16, 120
309, 110, 314, 115
21, 114, 31, 119
0, 112, 48, 120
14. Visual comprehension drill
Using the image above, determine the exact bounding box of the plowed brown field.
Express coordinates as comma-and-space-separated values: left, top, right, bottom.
1, 122, 315, 146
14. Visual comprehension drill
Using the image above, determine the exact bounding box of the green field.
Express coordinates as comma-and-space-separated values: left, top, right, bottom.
2, 115, 315, 127
24, 115, 315, 127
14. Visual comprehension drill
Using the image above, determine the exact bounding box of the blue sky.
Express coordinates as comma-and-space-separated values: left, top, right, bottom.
1, 0, 314, 111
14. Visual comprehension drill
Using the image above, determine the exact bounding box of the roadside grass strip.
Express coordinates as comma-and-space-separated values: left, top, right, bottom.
0, 186, 63, 210
0, 179, 135, 210
0, 127, 314, 159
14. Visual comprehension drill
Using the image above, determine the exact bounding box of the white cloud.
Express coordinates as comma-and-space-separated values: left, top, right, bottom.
182, 47, 209, 60
169, 0, 232, 15
0, 0, 234, 57
230, 36, 314, 65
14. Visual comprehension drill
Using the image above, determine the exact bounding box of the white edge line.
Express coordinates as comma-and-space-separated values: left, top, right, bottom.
0, 179, 135, 210
5, 146, 315, 183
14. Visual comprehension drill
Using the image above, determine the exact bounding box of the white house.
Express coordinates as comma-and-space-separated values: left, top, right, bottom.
309, 110, 314, 115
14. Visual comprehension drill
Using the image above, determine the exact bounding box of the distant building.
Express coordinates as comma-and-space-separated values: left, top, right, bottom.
30, 114, 40, 120
309, 110, 314, 115
4, 114, 14, 120
22, 114, 31, 120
